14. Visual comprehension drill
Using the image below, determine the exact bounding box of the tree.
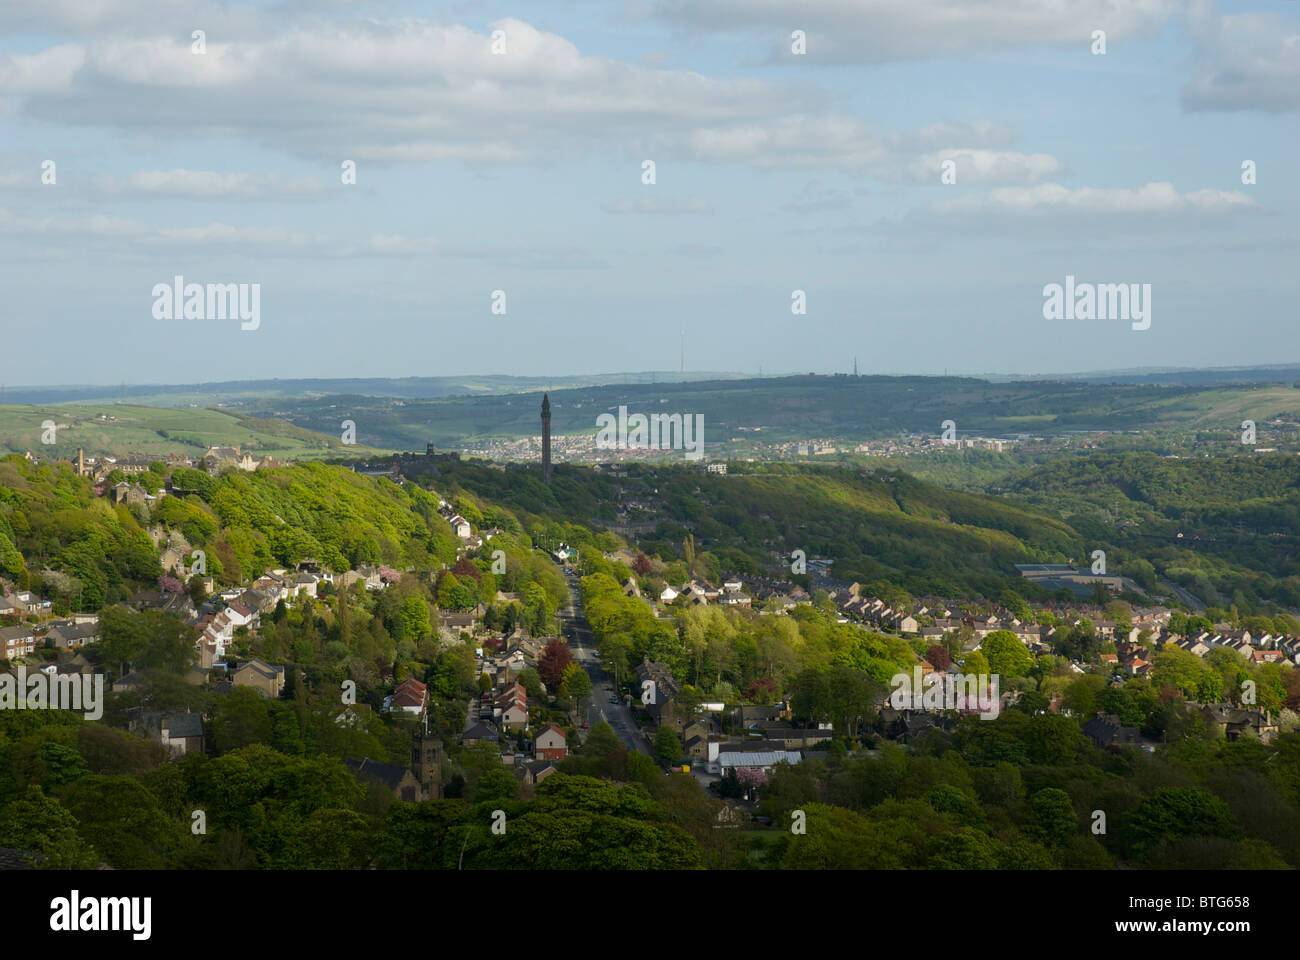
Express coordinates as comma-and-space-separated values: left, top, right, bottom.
778, 803, 890, 869
999, 589, 1031, 622
981, 630, 1034, 679
59, 775, 179, 869
474, 767, 520, 803
401, 595, 432, 639
924, 644, 951, 671
0, 785, 98, 868
560, 663, 592, 714
1029, 787, 1076, 846
538, 638, 574, 693
1124, 788, 1240, 860
653, 727, 683, 766
581, 722, 621, 761
519, 666, 544, 700
210, 687, 273, 754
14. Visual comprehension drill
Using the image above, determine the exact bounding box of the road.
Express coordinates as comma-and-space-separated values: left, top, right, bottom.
556, 564, 651, 754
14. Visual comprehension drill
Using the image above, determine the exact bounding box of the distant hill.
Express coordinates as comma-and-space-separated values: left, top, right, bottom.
5, 369, 1299, 456
0, 372, 746, 406
240, 374, 1300, 450
0, 404, 389, 460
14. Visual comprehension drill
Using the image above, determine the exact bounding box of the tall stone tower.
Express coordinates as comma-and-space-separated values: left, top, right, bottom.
541, 393, 552, 485
412, 731, 442, 801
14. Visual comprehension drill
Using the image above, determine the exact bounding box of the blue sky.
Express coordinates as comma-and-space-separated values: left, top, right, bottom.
0, 0, 1296, 386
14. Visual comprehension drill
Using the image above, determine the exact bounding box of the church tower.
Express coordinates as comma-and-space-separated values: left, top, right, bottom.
541, 393, 552, 485
412, 731, 442, 801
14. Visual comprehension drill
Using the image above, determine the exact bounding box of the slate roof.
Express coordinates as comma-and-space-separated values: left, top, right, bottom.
717, 750, 803, 768
345, 756, 408, 792
165, 713, 204, 738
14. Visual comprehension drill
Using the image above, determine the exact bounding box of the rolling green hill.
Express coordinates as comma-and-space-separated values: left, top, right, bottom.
0, 405, 390, 460
243, 375, 1300, 451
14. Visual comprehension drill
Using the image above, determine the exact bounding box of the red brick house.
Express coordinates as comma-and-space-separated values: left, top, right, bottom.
535, 723, 568, 761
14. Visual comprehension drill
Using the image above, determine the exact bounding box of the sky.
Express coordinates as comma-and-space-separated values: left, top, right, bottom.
0, 0, 1296, 386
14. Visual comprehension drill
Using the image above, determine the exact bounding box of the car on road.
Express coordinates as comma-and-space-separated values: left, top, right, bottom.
609, 695, 619, 704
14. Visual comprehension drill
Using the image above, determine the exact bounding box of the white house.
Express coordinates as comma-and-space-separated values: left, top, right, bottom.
224, 604, 257, 629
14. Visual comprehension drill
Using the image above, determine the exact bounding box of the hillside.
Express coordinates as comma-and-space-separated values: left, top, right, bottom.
415, 455, 1300, 615
0, 404, 390, 460
247, 375, 1300, 451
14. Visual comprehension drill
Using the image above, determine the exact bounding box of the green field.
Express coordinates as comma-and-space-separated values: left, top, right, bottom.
0, 404, 391, 460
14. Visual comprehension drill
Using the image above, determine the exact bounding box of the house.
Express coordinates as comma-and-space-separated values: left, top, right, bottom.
203, 446, 258, 474
659, 585, 679, 603
716, 749, 803, 773
11, 592, 50, 615
499, 698, 528, 731
448, 515, 472, 540
159, 545, 189, 577
535, 723, 568, 760
108, 482, 153, 508
0, 596, 18, 617
183, 665, 209, 686
112, 671, 144, 694
462, 722, 500, 746
291, 574, 319, 599
161, 713, 205, 757
439, 611, 478, 633
232, 658, 285, 698
1199, 703, 1279, 744
57, 652, 96, 677
717, 584, 753, 608
1081, 714, 1144, 750
46, 621, 99, 650
0, 625, 37, 659
495, 682, 529, 730
636, 656, 683, 731
387, 677, 428, 717
737, 703, 786, 726
752, 725, 834, 750
345, 757, 425, 802
520, 760, 559, 785
223, 603, 257, 629
684, 734, 714, 762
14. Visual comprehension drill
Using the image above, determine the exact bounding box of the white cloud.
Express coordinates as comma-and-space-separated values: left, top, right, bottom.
669, 115, 1062, 181
650, 0, 1177, 63
0, 17, 1059, 182
1183, 4, 1300, 112
93, 169, 327, 200
930, 181, 1260, 219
